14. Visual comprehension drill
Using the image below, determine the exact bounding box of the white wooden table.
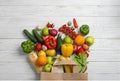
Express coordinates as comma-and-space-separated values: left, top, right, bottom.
0, 0, 120, 80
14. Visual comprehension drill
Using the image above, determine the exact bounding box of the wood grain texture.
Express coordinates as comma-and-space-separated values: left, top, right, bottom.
0, 0, 120, 80
0, 17, 120, 38
0, 6, 120, 17
0, 0, 120, 6
0, 39, 120, 51
0, 62, 119, 74
0, 62, 119, 80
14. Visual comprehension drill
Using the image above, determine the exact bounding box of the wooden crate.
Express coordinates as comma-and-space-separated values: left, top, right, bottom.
40, 60, 88, 80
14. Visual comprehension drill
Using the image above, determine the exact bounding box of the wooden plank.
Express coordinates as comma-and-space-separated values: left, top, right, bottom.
0, 39, 120, 51
91, 39, 120, 51
0, 73, 119, 80
1, 16, 120, 22
0, 6, 120, 17
0, 17, 120, 38
88, 62, 120, 74
0, 0, 120, 6
88, 50, 120, 62
0, 50, 120, 62
0, 62, 35, 74
0, 73, 39, 80
0, 51, 27, 62
0, 62, 119, 74
88, 73, 120, 80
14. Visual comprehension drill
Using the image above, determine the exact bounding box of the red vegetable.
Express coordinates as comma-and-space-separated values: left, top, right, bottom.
49, 29, 58, 36
45, 36, 56, 49
42, 36, 46, 41
58, 24, 77, 40
76, 47, 89, 57
73, 18, 78, 28
47, 22, 52, 28
73, 44, 78, 53
35, 43, 42, 51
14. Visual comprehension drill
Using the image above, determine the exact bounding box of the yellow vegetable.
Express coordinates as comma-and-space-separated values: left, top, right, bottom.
45, 49, 56, 56
64, 65, 72, 73
38, 50, 46, 57
64, 57, 72, 73
56, 55, 72, 73
61, 44, 73, 57
58, 56, 66, 60
66, 57, 71, 60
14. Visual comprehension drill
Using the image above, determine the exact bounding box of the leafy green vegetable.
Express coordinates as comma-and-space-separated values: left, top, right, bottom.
21, 40, 35, 53
73, 53, 88, 73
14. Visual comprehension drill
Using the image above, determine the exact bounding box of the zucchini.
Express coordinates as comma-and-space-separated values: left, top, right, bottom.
56, 33, 63, 51
32, 29, 44, 43
23, 29, 37, 43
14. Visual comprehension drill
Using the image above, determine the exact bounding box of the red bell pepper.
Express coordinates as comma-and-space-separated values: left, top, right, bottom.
45, 36, 56, 49
76, 47, 89, 57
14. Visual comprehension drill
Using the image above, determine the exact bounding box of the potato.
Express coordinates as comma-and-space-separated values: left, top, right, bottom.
82, 44, 89, 50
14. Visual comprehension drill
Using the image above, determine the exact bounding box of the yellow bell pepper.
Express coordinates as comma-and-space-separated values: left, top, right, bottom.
61, 44, 73, 57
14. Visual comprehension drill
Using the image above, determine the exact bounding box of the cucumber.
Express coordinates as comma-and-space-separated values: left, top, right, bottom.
56, 34, 63, 51
23, 29, 37, 43
32, 29, 44, 43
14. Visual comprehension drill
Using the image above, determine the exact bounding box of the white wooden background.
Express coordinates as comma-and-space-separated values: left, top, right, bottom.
0, 0, 120, 80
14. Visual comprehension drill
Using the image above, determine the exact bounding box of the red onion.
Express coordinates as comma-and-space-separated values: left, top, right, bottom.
49, 29, 57, 36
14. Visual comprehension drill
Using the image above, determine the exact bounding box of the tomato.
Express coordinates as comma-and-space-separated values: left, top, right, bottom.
47, 22, 52, 28
35, 43, 42, 51
76, 47, 89, 57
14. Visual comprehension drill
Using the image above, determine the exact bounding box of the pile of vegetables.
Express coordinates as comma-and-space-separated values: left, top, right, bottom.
21, 18, 94, 73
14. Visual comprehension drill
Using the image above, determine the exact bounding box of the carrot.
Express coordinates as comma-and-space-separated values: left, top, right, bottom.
42, 36, 46, 41
73, 18, 78, 28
